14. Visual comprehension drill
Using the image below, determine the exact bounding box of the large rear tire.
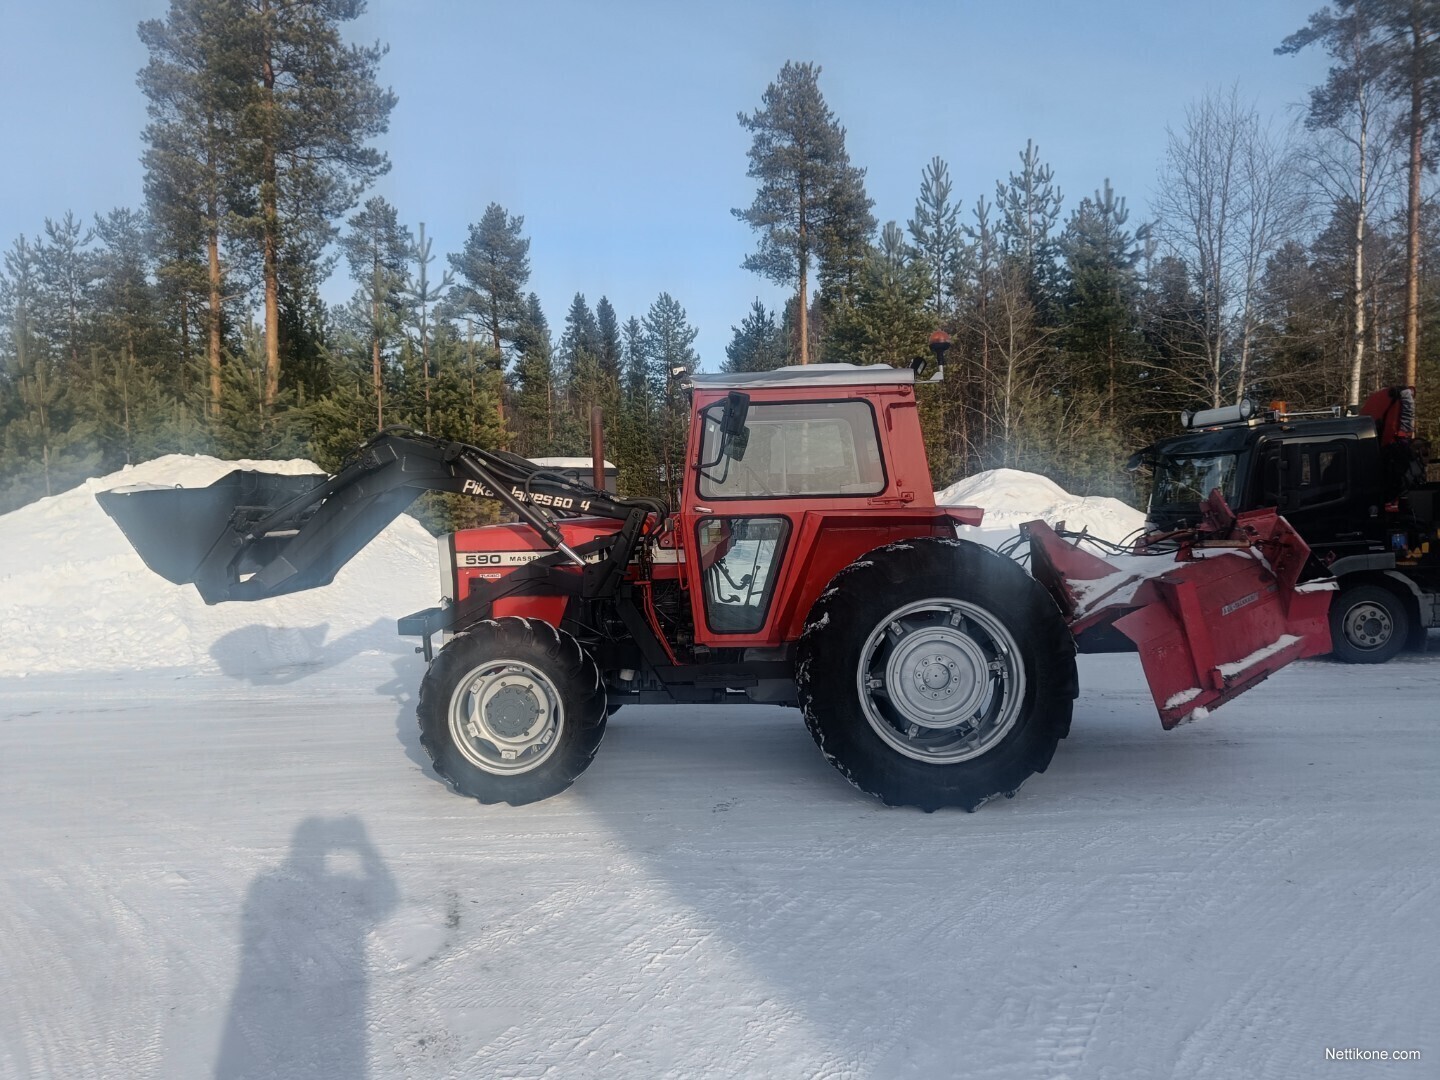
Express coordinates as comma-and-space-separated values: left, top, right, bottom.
796, 538, 1076, 811
418, 617, 607, 806
1329, 582, 1409, 664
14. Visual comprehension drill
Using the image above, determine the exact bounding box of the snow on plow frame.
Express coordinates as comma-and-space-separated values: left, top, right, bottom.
1026, 501, 1333, 729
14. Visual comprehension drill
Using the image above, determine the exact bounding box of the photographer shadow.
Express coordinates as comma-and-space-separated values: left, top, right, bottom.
215, 816, 397, 1080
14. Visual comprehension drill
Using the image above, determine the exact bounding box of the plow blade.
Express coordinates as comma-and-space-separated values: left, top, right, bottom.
1027, 509, 1333, 728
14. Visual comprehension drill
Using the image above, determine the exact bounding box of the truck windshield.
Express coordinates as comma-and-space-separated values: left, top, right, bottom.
1152, 453, 1240, 508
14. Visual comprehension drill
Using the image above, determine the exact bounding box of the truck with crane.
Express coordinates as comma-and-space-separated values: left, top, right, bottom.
1133, 387, 1437, 664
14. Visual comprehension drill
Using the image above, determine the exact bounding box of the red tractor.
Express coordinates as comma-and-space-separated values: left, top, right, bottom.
99, 357, 1333, 810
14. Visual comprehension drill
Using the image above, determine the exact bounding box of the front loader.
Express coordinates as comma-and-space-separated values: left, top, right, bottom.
98, 358, 1332, 810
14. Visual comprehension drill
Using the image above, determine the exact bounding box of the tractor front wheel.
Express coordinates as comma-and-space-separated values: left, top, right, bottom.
418, 617, 607, 805
796, 538, 1076, 811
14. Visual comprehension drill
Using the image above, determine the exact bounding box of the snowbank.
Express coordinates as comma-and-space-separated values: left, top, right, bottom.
0, 455, 438, 677
936, 467, 1145, 545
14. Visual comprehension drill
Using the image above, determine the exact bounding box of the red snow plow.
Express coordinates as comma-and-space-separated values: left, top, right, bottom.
1027, 491, 1332, 728
98, 356, 1333, 810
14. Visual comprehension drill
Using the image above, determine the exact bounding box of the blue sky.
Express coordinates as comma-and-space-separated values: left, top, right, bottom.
1, 0, 1330, 370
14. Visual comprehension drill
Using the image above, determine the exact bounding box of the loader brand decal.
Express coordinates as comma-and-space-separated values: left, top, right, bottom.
1221, 584, 1277, 616
459, 478, 593, 512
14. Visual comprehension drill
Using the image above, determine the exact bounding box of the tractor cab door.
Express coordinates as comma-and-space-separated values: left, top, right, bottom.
680, 394, 889, 646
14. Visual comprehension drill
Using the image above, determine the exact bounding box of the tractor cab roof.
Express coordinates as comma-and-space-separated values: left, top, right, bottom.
691, 363, 914, 390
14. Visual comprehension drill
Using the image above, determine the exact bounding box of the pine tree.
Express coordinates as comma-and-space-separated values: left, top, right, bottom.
33, 212, 98, 375
401, 221, 453, 431
339, 196, 411, 429
448, 203, 531, 358
733, 61, 874, 364
139, 0, 249, 419
229, 0, 396, 408
908, 157, 963, 316
996, 140, 1064, 314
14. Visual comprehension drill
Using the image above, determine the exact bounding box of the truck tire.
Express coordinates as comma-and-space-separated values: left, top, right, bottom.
1329, 583, 1409, 664
796, 538, 1077, 811
418, 617, 607, 805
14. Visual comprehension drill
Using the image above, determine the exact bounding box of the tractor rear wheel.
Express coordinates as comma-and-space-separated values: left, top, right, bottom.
418, 617, 607, 805
796, 538, 1076, 811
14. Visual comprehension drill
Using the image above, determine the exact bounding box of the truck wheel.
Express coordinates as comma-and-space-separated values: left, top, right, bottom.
1329, 583, 1409, 664
417, 617, 607, 805
796, 538, 1076, 811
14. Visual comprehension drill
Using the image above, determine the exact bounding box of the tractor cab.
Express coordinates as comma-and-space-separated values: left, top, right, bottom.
678, 364, 975, 648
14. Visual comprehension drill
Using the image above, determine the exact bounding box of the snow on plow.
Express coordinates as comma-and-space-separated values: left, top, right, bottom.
1027, 494, 1333, 728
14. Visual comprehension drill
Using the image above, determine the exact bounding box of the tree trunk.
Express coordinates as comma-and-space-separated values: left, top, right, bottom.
372, 284, 384, 430
797, 199, 809, 365
1403, 8, 1424, 388
1350, 116, 1368, 408
207, 227, 223, 419
261, 2, 281, 408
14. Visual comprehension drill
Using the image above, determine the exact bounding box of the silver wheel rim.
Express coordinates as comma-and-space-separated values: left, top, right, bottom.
447, 659, 565, 775
857, 598, 1026, 764
1342, 600, 1393, 651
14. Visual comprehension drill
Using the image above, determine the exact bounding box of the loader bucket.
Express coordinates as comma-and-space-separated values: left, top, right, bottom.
1026, 508, 1333, 728
97, 470, 328, 597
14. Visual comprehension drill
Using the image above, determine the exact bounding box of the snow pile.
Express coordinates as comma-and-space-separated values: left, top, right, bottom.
936, 467, 1145, 544
0, 455, 438, 677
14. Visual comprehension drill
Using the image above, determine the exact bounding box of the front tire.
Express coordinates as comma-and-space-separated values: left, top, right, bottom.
796, 538, 1076, 811
1329, 583, 1409, 664
418, 617, 607, 805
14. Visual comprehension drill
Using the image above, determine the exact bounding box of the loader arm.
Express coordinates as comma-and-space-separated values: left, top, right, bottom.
97, 431, 665, 604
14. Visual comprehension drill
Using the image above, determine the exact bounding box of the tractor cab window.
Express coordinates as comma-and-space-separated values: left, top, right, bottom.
1151, 453, 1241, 510
695, 516, 789, 634
698, 400, 885, 499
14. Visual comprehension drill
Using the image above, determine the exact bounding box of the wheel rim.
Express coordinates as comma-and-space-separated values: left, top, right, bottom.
857, 598, 1026, 764
447, 659, 565, 775
1342, 600, 1393, 651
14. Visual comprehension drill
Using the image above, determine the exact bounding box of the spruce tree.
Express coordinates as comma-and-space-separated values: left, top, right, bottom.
1060, 180, 1147, 420
724, 300, 788, 373
642, 293, 699, 496
510, 293, 555, 455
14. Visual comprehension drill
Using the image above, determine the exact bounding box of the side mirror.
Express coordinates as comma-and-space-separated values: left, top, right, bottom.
696, 391, 752, 475
1126, 446, 1156, 472
721, 391, 750, 440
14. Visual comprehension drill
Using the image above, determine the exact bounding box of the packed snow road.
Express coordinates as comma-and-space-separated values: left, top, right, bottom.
1, 645, 1435, 1079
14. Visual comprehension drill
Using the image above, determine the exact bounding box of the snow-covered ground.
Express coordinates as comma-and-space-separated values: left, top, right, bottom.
0, 459, 1435, 1078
